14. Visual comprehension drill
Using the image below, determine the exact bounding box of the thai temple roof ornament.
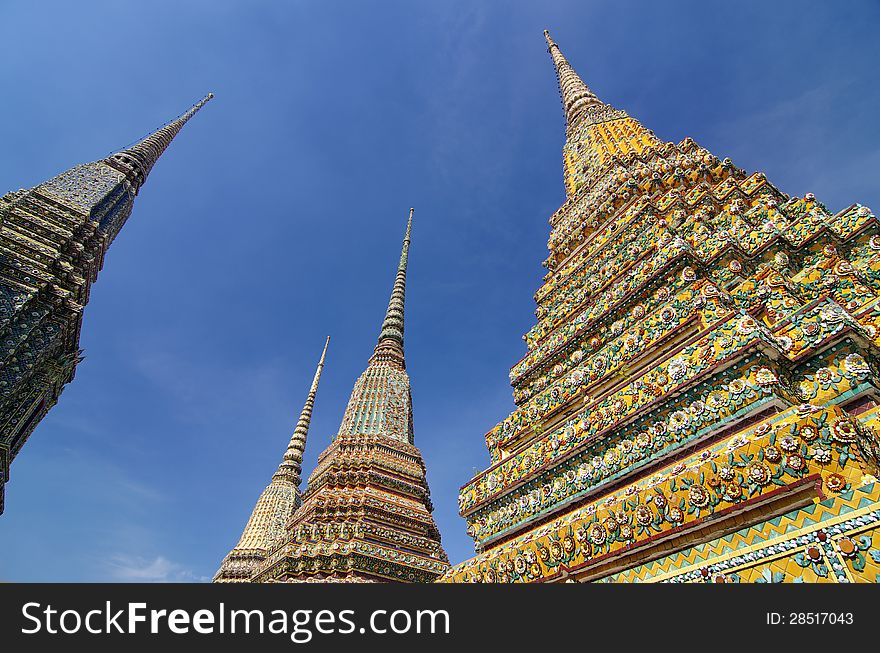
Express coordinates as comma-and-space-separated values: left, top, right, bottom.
214, 337, 330, 583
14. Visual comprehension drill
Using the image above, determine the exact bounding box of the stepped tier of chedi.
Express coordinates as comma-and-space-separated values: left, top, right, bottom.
214, 337, 331, 582
0, 95, 213, 515
220, 210, 449, 583
438, 32, 880, 583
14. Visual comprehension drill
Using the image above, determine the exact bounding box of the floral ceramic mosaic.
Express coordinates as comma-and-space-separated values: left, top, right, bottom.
440, 32, 880, 583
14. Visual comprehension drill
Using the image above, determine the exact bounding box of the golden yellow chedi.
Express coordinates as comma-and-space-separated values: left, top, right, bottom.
438, 31, 880, 584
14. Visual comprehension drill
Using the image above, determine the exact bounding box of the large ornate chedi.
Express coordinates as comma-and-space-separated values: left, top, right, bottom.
0, 95, 212, 515
214, 337, 331, 582
230, 210, 449, 582
438, 32, 880, 583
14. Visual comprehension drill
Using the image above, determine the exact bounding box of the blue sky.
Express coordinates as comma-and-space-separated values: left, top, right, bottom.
0, 1, 877, 581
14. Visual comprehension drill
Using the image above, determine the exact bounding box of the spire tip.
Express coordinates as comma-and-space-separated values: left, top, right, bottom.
373, 208, 413, 363
106, 93, 213, 191
319, 335, 330, 364
544, 30, 603, 130
274, 336, 328, 487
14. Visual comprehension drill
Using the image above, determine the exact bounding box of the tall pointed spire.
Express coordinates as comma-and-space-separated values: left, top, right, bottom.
248, 206, 448, 584
372, 208, 413, 367
543, 31, 654, 198
106, 93, 214, 193
543, 31, 603, 132
273, 336, 330, 487
214, 337, 331, 582
0, 93, 213, 515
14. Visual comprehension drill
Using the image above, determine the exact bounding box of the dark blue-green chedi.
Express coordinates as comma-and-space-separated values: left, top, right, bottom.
0, 94, 212, 514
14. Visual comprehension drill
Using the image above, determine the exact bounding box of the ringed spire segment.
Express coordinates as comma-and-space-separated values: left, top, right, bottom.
372, 208, 414, 367
543, 31, 602, 131
273, 335, 330, 487
106, 93, 214, 192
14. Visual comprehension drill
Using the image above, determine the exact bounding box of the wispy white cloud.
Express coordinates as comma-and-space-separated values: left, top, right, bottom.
105, 554, 208, 583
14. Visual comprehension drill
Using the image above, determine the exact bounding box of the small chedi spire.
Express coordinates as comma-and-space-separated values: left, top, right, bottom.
106, 93, 214, 193
372, 208, 413, 367
248, 207, 449, 583
273, 335, 330, 487
544, 30, 603, 132
213, 338, 330, 583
